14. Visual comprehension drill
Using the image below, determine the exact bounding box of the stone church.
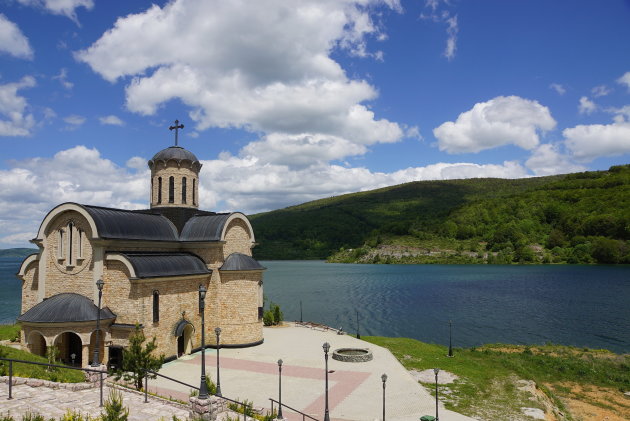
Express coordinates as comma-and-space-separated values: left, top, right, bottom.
16, 131, 265, 367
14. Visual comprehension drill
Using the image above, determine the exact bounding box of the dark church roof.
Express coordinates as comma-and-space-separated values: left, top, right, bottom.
220, 253, 266, 271
84, 205, 178, 241
150, 146, 199, 164
180, 214, 232, 241
18, 293, 116, 324
118, 252, 211, 278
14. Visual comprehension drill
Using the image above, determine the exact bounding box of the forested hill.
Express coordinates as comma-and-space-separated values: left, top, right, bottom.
0, 248, 38, 258
249, 164, 630, 264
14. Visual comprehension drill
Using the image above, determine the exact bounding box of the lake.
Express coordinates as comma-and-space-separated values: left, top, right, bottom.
2, 258, 629, 353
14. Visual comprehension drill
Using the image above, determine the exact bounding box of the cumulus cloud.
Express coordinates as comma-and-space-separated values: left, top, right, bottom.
578, 96, 597, 114
76, 0, 405, 165
549, 83, 566, 95
0, 144, 531, 248
0, 146, 148, 247
0, 14, 34, 59
591, 85, 611, 97
433, 96, 557, 154
99, 115, 124, 126
0, 76, 36, 136
525, 144, 586, 176
563, 112, 630, 161
16, 0, 93, 24
618, 71, 630, 92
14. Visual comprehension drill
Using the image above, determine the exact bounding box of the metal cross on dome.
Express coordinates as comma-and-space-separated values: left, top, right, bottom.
169, 119, 184, 146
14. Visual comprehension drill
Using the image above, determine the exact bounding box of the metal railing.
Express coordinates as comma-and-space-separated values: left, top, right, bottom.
143, 369, 262, 420
0, 357, 106, 406
269, 398, 319, 421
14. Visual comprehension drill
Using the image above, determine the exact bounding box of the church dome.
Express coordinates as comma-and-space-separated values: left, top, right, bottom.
150, 146, 199, 164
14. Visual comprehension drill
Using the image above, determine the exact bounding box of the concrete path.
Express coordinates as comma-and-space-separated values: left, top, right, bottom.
152, 324, 476, 421
0, 382, 189, 420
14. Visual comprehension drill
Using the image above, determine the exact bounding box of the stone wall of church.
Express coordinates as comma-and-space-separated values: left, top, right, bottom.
151, 162, 199, 208
43, 211, 94, 299
217, 271, 263, 345
222, 218, 254, 259
20, 260, 39, 314
102, 261, 143, 325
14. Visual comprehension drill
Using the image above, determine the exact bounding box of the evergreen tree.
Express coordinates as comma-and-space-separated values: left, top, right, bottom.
113, 324, 164, 390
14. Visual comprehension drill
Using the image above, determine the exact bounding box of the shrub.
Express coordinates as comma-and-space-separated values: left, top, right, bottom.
101, 390, 129, 421
113, 324, 164, 390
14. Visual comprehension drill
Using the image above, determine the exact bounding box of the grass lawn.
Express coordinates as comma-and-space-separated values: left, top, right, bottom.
0, 345, 85, 383
0, 324, 20, 342
364, 336, 630, 421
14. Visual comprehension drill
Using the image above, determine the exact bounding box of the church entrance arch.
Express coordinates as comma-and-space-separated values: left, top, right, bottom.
54, 332, 83, 366
27, 331, 47, 357
89, 329, 105, 365
175, 320, 194, 357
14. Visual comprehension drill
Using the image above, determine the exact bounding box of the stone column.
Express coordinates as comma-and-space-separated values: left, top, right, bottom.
81, 344, 90, 367
189, 396, 225, 421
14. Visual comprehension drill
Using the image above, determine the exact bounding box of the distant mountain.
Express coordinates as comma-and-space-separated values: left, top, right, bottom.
249, 164, 630, 264
0, 248, 38, 258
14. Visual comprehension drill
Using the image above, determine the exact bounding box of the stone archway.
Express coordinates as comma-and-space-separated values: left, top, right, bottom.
27, 331, 47, 357
88, 329, 106, 366
183, 324, 194, 355
175, 320, 195, 357
54, 332, 83, 366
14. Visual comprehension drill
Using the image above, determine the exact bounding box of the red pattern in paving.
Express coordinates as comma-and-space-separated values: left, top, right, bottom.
173, 355, 371, 416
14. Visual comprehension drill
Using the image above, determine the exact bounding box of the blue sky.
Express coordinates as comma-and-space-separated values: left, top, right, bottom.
1, 0, 630, 248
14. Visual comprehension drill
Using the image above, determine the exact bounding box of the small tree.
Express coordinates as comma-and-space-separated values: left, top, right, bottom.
114, 324, 164, 390
101, 389, 129, 421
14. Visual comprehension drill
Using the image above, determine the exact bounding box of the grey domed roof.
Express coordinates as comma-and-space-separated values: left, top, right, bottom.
220, 253, 266, 271
18, 293, 116, 324
151, 146, 199, 163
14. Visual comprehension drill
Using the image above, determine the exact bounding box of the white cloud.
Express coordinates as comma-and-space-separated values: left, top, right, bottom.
0, 14, 34, 59
591, 85, 611, 97
52, 68, 73, 89
433, 96, 557, 154
16, 0, 94, 24
618, 71, 630, 92
563, 113, 630, 161
76, 0, 404, 165
549, 83, 566, 95
420, 2, 458, 60
99, 115, 124, 126
444, 14, 458, 60
63, 114, 85, 126
525, 144, 586, 176
0, 144, 531, 248
578, 96, 597, 114
0, 146, 148, 248
0, 76, 36, 136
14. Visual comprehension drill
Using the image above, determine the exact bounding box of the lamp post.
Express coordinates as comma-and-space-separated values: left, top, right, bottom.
323, 342, 330, 421
277, 359, 284, 420
215, 327, 222, 397
381, 373, 387, 421
92, 279, 104, 367
447, 320, 453, 358
434, 368, 440, 421
198, 285, 209, 399
356, 310, 360, 339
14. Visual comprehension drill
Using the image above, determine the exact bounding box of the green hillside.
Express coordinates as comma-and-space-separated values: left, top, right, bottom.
0, 248, 38, 258
249, 164, 630, 264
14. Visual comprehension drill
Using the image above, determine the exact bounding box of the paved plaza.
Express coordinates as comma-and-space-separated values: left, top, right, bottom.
0, 382, 190, 420
151, 324, 475, 421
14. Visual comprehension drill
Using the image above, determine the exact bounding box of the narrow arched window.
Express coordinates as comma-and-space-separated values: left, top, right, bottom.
192, 179, 196, 205
182, 177, 187, 204
157, 177, 162, 204
77, 229, 83, 259
152, 290, 160, 322
67, 222, 74, 265
58, 230, 64, 259
168, 176, 174, 203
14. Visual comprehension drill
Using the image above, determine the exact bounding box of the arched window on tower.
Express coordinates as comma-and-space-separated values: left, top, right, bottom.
58, 229, 64, 259
182, 177, 187, 204
67, 222, 74, 266
168, 176, 174, 203
152, 290, 160, 322
192, 179, 196, 205
157, 177, 162, 204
